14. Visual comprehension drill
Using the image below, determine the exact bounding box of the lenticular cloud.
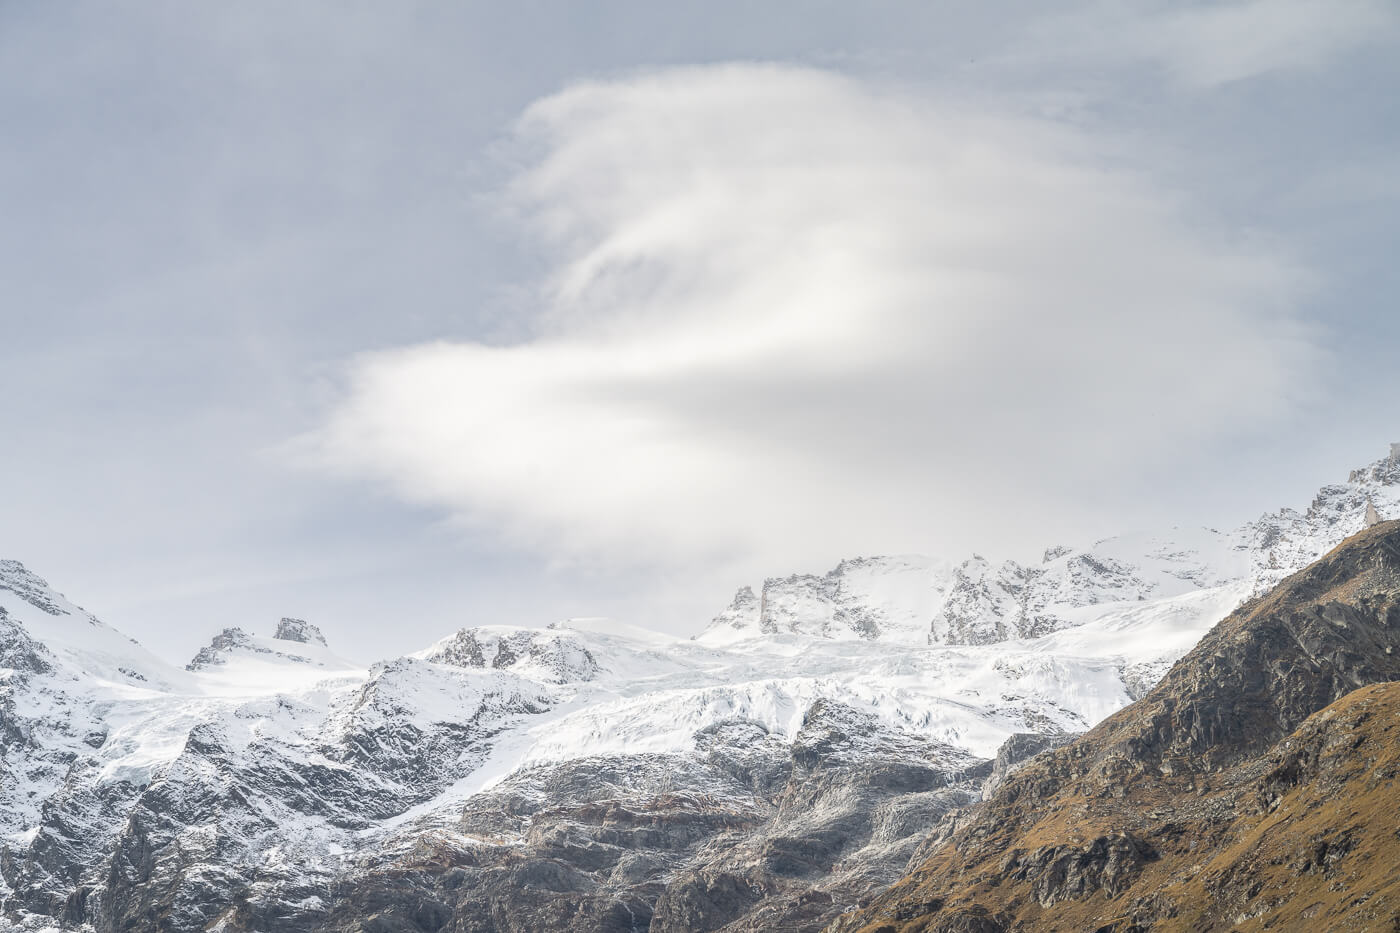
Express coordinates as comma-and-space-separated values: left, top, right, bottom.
306, 63, 1314, 570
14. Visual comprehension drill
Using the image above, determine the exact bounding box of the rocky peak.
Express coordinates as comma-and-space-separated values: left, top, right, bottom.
423, 626, 600, 684
185, 623, 339, 671
697, 556, 946, 645
185, 627, 253, 670
0, 560, 67, 616
274, 617, 327, 646
707, 585, 761, 633
1348, 443, 1400, 485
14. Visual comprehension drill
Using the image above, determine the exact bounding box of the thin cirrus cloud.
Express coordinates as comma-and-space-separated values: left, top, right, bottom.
1022, 0, 1399, 88
304, 63, 1315, 574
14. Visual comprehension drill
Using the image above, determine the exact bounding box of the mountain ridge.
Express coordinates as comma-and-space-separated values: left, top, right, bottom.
1, 447, 1399, 930
699, 450, 1400, 650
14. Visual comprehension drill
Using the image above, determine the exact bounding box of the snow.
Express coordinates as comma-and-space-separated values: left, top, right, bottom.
1020, 582, 1249, 662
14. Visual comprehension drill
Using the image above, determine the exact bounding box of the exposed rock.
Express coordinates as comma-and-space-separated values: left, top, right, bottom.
185, 623, 338, 671
275, 618, 327, 646
709, 585, 761, 633
423, 627, 600, 684
0, 561, 68, 616
0, 607, 53, 675
980, 732, 1077, 800
1000, 832, 1157, 906
185, 626, 256, 670
312, 703, 987, 933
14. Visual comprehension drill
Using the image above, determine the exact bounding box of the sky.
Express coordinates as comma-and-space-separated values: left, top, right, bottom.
2, 1, 1399, 666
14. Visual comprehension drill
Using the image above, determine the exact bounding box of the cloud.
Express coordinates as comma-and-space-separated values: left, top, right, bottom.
1022, 0, 1398, 88
304, 63, 1315, 574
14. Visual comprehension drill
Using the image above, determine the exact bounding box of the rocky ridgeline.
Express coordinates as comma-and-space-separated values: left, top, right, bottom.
703, 550, 1160, 647
422, 626, 601, 684
1, 447, 1400, 931
0, 561, 69, 617
186, 623, 335, 670
274, 618, 327, 646
703, 448, 1400, 649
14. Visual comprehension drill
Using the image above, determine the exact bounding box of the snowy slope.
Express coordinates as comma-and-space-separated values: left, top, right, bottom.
2, 446, 1399, 931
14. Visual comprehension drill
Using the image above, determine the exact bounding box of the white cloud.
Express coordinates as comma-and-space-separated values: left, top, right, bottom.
1024, 0, 1398, 88
305, 63, 1315, 575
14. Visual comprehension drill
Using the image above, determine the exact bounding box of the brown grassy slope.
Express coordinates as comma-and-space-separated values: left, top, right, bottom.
829, 520, 1400, 933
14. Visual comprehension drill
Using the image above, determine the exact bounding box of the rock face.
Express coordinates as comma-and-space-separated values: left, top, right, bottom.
978, 732, 1078, 800
275, 618, 327, 646
319, 701, 987, 933
698, 551, 1166, 647
185, 625, 258, 669
186, 621, 349, 671
831, 520, 1400, 932
421, 625, 601, 683
1, 561, 66, 615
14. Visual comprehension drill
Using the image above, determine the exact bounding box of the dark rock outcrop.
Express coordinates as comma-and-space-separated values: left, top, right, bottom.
424, 628, 600, 684
275, 618, 327, 646
979, 731, 1077, 799
185, 626, 256, 670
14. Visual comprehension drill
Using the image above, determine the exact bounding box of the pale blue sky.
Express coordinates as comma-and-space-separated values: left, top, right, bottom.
2, 1, 1398, 665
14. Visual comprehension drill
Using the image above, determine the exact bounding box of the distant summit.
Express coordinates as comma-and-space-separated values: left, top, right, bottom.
186, 619, 344, 671
699, 443, 1400, 649
274, 617, 327, 646
186, 626, 257, 671
0, 559, 70, 616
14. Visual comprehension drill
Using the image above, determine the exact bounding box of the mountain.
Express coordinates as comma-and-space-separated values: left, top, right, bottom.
701, 450, 1400, 651
0, 447, 1398, 931
830, 519, 1400, 932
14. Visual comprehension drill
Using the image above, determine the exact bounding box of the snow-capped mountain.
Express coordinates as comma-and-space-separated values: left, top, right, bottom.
701, 449, 1400, 652
1, 447, 1399, 931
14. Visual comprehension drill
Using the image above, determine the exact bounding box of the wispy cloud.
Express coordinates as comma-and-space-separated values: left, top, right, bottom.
303, 63, 1316, 575
1019, 0, 1398, 88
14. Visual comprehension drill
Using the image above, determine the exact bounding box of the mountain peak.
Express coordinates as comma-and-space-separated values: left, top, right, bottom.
274, 617, 327, 646
421, 625, 600, 684
186, 627, 255, 670
0, 559, 69, 616
186, 621, 345, 672
1348, 444, 1400, 487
